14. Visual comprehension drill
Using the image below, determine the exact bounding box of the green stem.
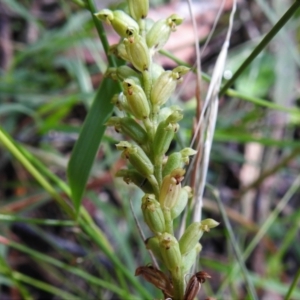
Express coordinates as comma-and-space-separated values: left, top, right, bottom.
163, 208, 174, 235
147, 175, 160, 198
154, 158, 163, 187
171, 267, 185, 300
219, 0, 300, 95
142, 70, 152, 101
138, 19, 146, 38
143, 118, 155, 141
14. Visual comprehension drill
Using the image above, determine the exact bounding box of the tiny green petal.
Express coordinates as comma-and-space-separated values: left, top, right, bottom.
171, 186, 192, 219
162, 152, 182, 178
150, 70, 177, 110
106, 116, 148, 146
153, 110, 183, 160
151, 63, 165, 82
124, 33, 151, 72
162, 148, 196, 177
94, 9, 139, 37
128, 0, 149, 20
111, 92, 133, 114
179, 222, 204, 256
146, 14, 184, 52
180, 147, 197, 165
181, 243, 202, 274
159, 168, 185, 210
158, 233, 182, 272
116, 141, 154, 177
116, 65, 141, 84
200, 219, 219, 232
115, 169, 153, 193
122, 79, 150, 120
105, 67, 118, 81
141, 194, 165, 234
145, 236, 163, 262
109, 43, 131, 61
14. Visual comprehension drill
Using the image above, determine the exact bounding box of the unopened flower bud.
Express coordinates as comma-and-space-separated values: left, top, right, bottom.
180, 147, 197, 165
179, 222, 204, 256
141, 194, 165, 234
151, 63, 165, 82
172, 65, 190, 79
94, 9, 139, 37
162, 152, 182, 178
124, 33, 151, 72
106, 117, 148, 146
128, 0, 149, 20
200, 219, 219, 232
109, 43, 131, 61
150, 67, 189, 112
171, 186, 192, 219
146, 14, 184, 52
122, 79, 150, 120
116, 141, 154, 177
115, 169, 153, 193
158, 233, 182, 272
153, 110, 183, 160
163, 148, 196, 177
116, 65, 141, 84
150, 70, 177, 109
105, 67, 118, 81
111, 93, 133, 114
182, 243, 202, 274
145, 236, 163, 262
159, 168, 185, 210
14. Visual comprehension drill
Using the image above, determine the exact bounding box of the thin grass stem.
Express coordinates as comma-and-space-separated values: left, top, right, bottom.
284, 268, 300, 300
12, 271, 82, 300
207, 184, 258, 300
2, 237, 141, 299
0, 214, 76, 226
0, 256, 33, 300
159, 50, 300, 117
219, 0, 300, 95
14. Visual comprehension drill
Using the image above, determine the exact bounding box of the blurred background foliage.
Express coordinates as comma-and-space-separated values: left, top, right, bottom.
0, 0, 300, 299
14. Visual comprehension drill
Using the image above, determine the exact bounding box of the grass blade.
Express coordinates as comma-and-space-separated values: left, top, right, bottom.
67, 77, 119, 213
67, 0, 121, 213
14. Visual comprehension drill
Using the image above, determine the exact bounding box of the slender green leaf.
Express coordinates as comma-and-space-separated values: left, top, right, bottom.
67, 78, 119, 213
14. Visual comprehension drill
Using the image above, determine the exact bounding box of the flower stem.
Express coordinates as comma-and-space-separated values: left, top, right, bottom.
143, 118, 155, 141
171, 267, 185, 300
142, 70, 152, 102
147, 175, 159, 198
163, 208, 174, 235
154, 156, 163, 187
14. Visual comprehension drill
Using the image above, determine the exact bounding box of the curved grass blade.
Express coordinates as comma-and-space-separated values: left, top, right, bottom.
67, 77, 119, 213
